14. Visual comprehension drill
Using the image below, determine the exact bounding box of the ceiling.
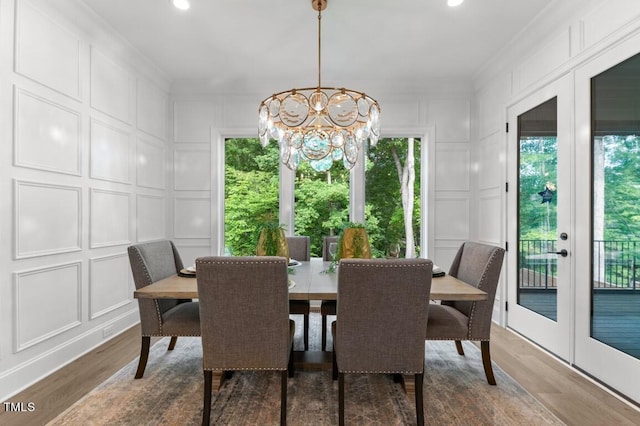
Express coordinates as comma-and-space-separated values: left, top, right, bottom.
79, 0, 554, 95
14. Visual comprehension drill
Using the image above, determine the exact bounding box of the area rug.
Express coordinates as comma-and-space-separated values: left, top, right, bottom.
50, 314, 563, 425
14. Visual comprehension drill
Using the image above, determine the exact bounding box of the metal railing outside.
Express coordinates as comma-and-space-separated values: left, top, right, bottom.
519, 239, 639, 290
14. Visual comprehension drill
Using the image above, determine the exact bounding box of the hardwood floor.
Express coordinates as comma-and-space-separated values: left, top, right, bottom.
1, 323, 639, 425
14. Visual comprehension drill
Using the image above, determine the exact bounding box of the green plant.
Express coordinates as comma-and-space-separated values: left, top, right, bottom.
257, 220, 287, 256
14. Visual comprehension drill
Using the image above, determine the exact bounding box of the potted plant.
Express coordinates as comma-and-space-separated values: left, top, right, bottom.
336, 222, 372, 260
256, 220, 290, 262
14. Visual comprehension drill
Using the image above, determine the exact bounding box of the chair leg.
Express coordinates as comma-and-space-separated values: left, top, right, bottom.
481, 341, 496, 385
288, 343, 295, 378
202, 370, 212, 426
332, 345, 338, 380
321, 314, 327, 351
281, 370, 288, 426
415, 373, 424, 426
134, 336, 150, 379
455, 340, 465, 355
338, 373, 345, 426
303, 314, 309, 351
168, 336, 178, 350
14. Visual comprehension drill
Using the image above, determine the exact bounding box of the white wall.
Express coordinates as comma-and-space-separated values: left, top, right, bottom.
0, 0, 170, 400
169, 86, 476, 268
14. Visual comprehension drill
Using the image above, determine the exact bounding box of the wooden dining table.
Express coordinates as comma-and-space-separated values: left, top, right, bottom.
134, 258, 487, 393
134, 258, 488, 302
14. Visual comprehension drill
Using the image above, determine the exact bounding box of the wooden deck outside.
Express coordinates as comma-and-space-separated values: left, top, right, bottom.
519, 290, 640, 358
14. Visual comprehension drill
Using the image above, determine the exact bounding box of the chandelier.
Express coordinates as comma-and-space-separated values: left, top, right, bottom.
258, 0, 380, 172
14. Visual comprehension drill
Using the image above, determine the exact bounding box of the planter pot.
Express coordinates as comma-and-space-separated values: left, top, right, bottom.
257, 227, 290, 262
339, 227, 372, 259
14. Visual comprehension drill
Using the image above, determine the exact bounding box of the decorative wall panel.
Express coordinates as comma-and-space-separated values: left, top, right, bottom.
435, 146, 470, 191
477, 134, 502, 190
137, 78, 167, 139
137, 194, 166, 242
14, 88, 81, 175
428, 99, 470, 142
90, 119, 131, 183
514, 30, 571, 93
89, 254, 130, 319
15, 180, 81, 258
478, 196, 502, 243
174, 198, 210, 239
173, 101, 216, 143
15, 1, 80, 98
90, 189, 130, 248
136, 136, 165, 189
582, 0, 640, 50
174, 146, 211, 190
90, 47, 132, 123
434, 199, 470, 240
14, 262, 82, 351
222, 98, 254, 128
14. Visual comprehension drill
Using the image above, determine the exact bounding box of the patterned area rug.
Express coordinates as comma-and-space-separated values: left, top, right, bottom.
50, 314, 562, 425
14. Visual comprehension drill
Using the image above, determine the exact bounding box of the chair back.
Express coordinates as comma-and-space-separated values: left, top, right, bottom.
446, 242, 505, 339
285, 236, 311, 261
335, 258, 433, 374
196, 256, 291, 371
322, 236, 339, 261
128, 240, 186, 334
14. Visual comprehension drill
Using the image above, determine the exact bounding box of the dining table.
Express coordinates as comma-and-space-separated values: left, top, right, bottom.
134, 258, 487, 394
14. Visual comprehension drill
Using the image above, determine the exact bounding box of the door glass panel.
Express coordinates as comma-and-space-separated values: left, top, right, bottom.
517, 98, 558, 321
591, 53, 640, 359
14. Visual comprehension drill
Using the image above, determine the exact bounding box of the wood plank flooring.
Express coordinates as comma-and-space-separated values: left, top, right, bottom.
1, 323, 639, 425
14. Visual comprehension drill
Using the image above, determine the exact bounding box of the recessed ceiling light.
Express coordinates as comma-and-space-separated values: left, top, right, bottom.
448, 0, 464, 6
171, 0, 190, 11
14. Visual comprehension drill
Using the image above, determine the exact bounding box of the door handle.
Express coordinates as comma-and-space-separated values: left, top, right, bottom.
547, 249, 568, 257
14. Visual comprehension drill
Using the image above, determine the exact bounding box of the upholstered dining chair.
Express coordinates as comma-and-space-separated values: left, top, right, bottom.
425, 241, 505, 385
286, 236, 311, 350
127, 240, 200, 379
320, 236, 339, 351
332, 258, 433, 426
196, 256, 295, 426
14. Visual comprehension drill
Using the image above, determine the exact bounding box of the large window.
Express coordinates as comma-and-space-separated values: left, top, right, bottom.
224, 138, 279, 255
365, 138, 421, 258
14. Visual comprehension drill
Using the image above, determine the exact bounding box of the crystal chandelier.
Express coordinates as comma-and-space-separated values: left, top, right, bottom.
258, 0, 380, 172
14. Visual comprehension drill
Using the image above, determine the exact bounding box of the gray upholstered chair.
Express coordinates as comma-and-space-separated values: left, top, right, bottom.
127, 240, 200, 379
320, 236, 339, 351
425, 241, 505, 385
286, 236, 311, 350
196, 256, 295, 426
332, 258, 433, 426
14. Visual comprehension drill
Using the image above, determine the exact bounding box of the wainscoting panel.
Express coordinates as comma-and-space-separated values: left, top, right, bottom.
222, 97, 255, 128
477, 134, 502, 190
90, 46, 132, 124
136, 136, 165, 190
434, 198, 470, 240
173, 145, 211, 191
581, 0, 640, 51
14, 180, 81, 259
14, 262, 82, 351
174, 198, 211, 239
173, 100, 217, 143
428, 99, 470, 142
89, 253, 130, 320
136, 194, 166, 242
136, 78, 167, 140
514, 29, 571, 93
14, 1, 80, 98
14, 88, 81, 175
478, 195, 502, 243
435, 146, 470, 191
90, 189, 131, 248
90, 119, 131, 184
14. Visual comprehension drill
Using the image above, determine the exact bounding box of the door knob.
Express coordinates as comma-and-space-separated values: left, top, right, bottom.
547, 249, 568, 257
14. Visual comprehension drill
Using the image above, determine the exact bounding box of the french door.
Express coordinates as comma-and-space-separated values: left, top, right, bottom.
574, 38, 640, 403
506, 75, 573, 361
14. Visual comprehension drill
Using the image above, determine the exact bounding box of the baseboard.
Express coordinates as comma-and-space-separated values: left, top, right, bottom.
0, 310, 139, 401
